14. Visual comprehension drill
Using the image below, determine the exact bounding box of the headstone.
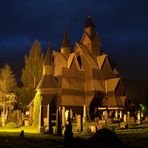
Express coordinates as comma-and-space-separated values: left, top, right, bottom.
115, 110, 118, 118
89, 126, 97, 133
106, 118, 112, 126
119, 110, 122, 119
98, 120, 107, 129
141, 112, 144, 120
102, 111, 108, 120
83, 104, 87, 123
62, 107, 66, 127
65, 110, 69, 121
130, 116, 135, 125
76, 114, 83, 132
70, 109, 73, 119
123, 114, 127, 123
136, 111, 141, 125
127, 112, 130, 124
119, 122, 128, 129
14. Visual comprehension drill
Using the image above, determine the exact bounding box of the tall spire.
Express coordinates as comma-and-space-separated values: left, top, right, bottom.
84, 13, 95, 37
81, 13, 101, 56
85, 12, 95, 28
61, 31, 70, 59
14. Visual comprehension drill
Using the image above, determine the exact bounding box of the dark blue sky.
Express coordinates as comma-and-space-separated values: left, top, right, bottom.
0, 0, 148, 80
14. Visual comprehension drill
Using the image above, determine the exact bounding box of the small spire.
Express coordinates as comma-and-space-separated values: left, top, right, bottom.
44, 42, 52, 65
61, 31, 70, 48
85, 12, 95, 28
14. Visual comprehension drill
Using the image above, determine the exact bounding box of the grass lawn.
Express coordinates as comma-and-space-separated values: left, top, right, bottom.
0, 121, 148, 147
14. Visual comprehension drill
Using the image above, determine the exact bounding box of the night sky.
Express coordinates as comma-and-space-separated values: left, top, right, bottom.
0, 0, 148, 81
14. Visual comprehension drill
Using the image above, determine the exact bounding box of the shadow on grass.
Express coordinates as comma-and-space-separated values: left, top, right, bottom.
63, 128, 138, 148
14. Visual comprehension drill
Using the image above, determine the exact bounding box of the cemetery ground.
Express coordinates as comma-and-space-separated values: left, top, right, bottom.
0, 121, 148, 148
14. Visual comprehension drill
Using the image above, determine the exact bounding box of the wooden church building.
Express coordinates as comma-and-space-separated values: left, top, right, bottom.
33, 14, 129, 128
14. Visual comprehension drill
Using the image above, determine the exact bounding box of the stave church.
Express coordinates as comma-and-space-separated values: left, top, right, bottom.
31, 14, 131, 127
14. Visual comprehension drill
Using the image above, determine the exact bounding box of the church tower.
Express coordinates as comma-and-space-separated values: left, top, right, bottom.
37, 44, 58, 95
81, 14, 102, 56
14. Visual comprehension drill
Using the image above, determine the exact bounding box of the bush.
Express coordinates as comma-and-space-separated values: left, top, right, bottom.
5, 122, 20, 128
32, 91, 42, 127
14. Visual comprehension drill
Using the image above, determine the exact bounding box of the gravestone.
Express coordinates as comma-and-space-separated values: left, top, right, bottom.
102, 111, 108, 120
62, 107, 66, 127
98, 120, 107, 129
136, 111, 141, 125
115, 110, 118, 118
127, 112, 130, 125
130, 116, 135, 125
119, 122, 128, 129
119, 110, 122, 119
83, 104, 87, 123
123, 114, 127, 123
65, 110, 69, 122
76, 114, 83, 132
89, 125, 97, 133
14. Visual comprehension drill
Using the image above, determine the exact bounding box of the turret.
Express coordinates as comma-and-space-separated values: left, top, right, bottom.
36, 44, 58, 93
60, 32, 70, 59
43, 44, 54, 76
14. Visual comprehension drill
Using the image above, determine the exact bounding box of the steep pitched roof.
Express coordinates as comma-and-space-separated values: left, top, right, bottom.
53, 51, 67, 76
67, 53, 74, 69
113, 67, 119, 75
37, 75, 58, 89
53, 51, 67, 67
43, 49, 52, 65
105, 78, 120, 92
76, 43, 98, 69
97, 54, 106, 70
85, 15, 95, 28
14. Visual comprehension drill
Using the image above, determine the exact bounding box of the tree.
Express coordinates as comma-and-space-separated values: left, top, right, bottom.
0, 64, 16, 94
32, 90, 42, 127
21, 40, 44, 105
0, 64, 17, 126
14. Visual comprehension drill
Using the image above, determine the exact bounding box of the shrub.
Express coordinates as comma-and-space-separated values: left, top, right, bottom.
32, 91, 42, 127
5, 122, 19, 128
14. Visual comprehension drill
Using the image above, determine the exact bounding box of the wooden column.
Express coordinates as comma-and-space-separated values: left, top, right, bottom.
38, 103, 44, 133
83, 104, 87, 123
55, 109, 62, 136
47, 104, 52, 134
